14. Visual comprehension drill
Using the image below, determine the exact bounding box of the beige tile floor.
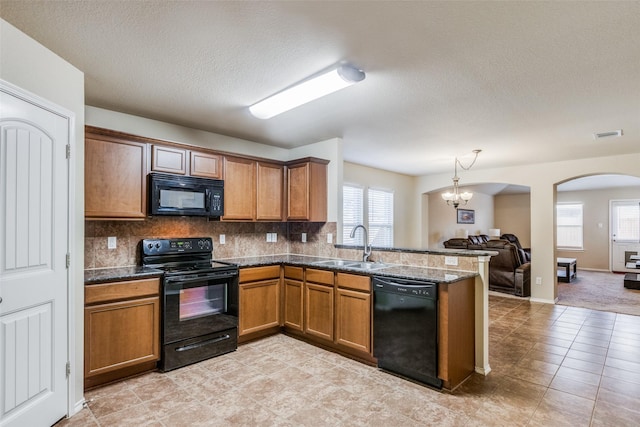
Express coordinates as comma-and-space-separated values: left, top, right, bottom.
58, 295, 640, 426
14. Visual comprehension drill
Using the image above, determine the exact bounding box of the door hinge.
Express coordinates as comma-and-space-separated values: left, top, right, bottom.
66, 253, 71, 268
66, 144, 71, 159
66, 361, 71, 378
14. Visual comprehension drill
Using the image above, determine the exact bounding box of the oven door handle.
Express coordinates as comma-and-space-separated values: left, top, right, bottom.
174, 334, 231, 352
165, 273, 237, 286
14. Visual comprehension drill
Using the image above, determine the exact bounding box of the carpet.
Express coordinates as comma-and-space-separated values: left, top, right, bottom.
557, 270, 640, 317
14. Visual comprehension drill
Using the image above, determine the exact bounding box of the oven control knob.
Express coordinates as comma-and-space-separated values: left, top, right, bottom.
147, 243, 153, 249
155, 243, 161, 248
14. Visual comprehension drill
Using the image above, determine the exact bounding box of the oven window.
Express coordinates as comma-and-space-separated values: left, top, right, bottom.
160, 189, 205, 209
179, 283, 226, 320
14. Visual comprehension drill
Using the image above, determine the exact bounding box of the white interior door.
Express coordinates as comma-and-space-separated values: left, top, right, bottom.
0, 84, 69, 426
610, 199, 640, 273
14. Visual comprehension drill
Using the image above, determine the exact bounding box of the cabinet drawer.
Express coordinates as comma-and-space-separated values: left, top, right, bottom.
305, 268, 334, 286
239, 265, 281, 283
85, 278, 160, 305
284, 266, 303, 281
336, 273, 371, 292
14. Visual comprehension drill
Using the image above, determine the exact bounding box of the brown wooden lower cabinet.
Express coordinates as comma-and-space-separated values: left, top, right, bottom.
238, 266, 281, 341
303, 268, 335, 341
438, 277, 475, 390
84, 277, 161, 389
283, 266, 304, 331
335, 288, 371, 354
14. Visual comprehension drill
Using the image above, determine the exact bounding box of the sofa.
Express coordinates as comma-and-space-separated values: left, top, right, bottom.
500, 233, 531, 263
442, 235, 489, 250
482, 240, 531, 297
442, 236, 531, 297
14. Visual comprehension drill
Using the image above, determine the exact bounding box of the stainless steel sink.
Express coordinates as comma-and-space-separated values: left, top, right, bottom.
311, 259, 390, 271
311, 259, 358, 267
348, 261, 390, 271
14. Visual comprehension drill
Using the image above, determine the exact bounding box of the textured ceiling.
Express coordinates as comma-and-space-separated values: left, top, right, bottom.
1, 1, 639, 176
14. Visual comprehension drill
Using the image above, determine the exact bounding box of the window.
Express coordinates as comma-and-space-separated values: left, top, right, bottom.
342, 185, 363, 245
557, 203, 583, 250
612, 200, 640, 242
342, 185, 394, 247
368, 188, 394, 247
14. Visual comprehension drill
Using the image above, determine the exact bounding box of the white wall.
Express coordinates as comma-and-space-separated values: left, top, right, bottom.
494, 193, 532, 247
86, 106, 290, 159
0, 18, 85, 415
343, 162, 417, 248
416, 154, 640, 304
428, 191, 495, 248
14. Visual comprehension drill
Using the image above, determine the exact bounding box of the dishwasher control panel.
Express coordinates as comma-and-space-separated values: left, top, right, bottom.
372, 277, 436, 299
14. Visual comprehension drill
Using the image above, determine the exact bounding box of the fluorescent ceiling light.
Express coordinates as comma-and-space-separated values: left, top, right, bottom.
249, 63, 365, 119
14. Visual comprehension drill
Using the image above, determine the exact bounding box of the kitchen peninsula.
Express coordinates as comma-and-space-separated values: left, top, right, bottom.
85, 245, 493, 391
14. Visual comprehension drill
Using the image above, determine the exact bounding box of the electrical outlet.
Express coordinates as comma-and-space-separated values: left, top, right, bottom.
536, 277, 542, 285
107, 236, 117, 249
266, 233, 271, 242
272, 233, 277, 243
327, 233, 333, 244
219, 234, 225, 244
301, 233, 307, 243
444, 256, 458, 266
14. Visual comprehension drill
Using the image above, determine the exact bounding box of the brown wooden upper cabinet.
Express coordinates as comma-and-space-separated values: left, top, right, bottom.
222, 156, 256, 221
286, 158, 329, 222
150, 145, 221, 179
190, 151, 221, 179
151, 145, 187, 175
223, 156, 284, 221
256, 161, 284, 221
85, 130, 148, 219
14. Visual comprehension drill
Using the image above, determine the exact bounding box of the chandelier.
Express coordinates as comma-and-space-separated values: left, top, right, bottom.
441, 149, 481, 208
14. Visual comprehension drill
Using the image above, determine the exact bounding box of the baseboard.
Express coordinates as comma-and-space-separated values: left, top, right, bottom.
578, 267, 610, 272
72, 398, 86, 417
530, 297, 556, 304
488, 290, 529, 300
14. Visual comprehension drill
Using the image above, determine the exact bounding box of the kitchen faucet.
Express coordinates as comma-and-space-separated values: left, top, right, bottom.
350, 224, 372, 262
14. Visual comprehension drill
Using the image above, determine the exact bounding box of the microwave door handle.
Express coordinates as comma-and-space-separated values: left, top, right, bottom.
205, 189, 211, 213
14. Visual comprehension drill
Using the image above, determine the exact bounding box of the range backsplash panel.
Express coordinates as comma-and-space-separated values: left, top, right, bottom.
85, 218, 337, 269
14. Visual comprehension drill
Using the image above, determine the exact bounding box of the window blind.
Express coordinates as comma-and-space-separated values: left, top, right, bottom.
342, 185, 364, 245
557, 203, 583, 249
368, 188, 394, 247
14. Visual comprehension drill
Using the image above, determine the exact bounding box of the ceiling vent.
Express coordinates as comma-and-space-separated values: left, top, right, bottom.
594, 129, 623, 139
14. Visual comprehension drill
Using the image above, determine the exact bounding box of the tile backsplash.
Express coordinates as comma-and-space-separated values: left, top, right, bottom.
85, 218, 338, 269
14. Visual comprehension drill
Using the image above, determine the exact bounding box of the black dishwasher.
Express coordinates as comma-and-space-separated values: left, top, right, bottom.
373, 276, 442, 389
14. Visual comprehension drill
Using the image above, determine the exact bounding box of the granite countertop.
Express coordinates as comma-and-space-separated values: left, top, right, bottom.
85, 252, 481, 285
84, 266, 163, 285
218, 254, 478, 284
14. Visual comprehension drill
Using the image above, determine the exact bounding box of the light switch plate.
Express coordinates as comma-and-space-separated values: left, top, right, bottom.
327, 233, 333, 244
266, 233, 271, 242
219, 234, 225, 244
107, 236, 117, 249
302, 233, 307, 243
272, 233, 277, 243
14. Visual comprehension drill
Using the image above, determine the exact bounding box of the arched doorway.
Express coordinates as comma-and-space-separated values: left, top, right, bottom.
554, 173, 640, 315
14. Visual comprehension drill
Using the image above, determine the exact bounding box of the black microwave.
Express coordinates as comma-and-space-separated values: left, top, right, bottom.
149, 173, 224, 218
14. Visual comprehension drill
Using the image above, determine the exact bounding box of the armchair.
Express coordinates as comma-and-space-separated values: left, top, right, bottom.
500, 233, 531, 263
482, 240, 531, 297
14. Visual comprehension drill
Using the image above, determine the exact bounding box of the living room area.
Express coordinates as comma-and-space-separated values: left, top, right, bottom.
428, 174, 640, 310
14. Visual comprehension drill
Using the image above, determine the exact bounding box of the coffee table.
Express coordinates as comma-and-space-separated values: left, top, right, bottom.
624, 273, 640, 290
557, 257, 577, 283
